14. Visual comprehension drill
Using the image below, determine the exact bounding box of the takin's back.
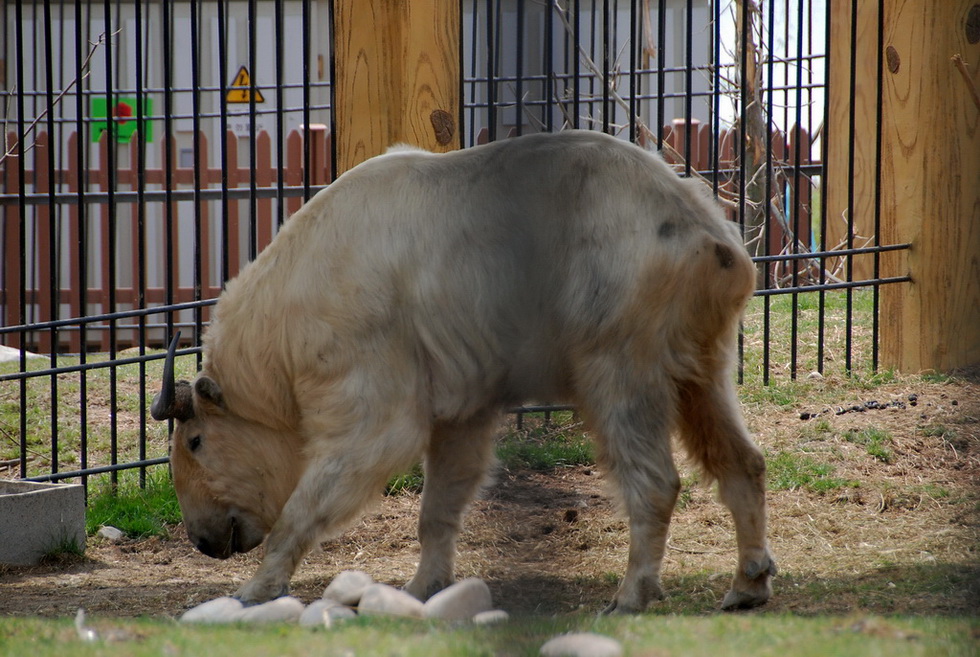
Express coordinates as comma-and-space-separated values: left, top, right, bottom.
204, 130, 755, 424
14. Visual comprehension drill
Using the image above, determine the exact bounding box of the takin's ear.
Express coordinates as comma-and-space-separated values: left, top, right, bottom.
194, 376, 227, 411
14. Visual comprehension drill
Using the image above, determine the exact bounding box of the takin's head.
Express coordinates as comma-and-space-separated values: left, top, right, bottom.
150, 334, 305, 559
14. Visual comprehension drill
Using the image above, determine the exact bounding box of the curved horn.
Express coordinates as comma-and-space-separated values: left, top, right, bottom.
151, 332, 194, 421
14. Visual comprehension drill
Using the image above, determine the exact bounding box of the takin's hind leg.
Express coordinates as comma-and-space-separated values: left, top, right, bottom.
578, 371, 681, 614
404, 411, 499, 601
676, 377, 776, 610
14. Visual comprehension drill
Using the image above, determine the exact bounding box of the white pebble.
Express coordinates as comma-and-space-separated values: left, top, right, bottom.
180, 597, 245, 624
97, 526, 125, 542
422, 578, 493, 621
323, 570, 374, 606
299, 599, 357, 628
473, 609, 510, 625
357, 583, 424, 618
237, 596, 306, 624
540, 633, 623, 657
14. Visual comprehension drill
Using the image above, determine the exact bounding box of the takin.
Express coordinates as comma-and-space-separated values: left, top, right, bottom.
151, 130, 776, 613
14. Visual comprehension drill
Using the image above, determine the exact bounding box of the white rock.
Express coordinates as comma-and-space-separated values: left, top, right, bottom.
422, 578, 493, 621
357, 583, 424, 618
0, 345, 42, 363
97, 526, 125, 542
540, 633, 623, 657
237, 596, 306, 624
180, 597, 245, 624
323, 570, 374, 606
473, 609, 510, 625
299, 599, 357, 628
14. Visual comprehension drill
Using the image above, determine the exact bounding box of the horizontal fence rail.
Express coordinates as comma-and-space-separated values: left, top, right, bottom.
1, 0, 910, 491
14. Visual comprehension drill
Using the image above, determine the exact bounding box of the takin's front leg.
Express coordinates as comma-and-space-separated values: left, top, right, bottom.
235, 415, 428, 605
404, 412, 498, 600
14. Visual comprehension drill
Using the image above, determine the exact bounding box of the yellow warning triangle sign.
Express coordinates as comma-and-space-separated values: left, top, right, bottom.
226, 66, 265, 103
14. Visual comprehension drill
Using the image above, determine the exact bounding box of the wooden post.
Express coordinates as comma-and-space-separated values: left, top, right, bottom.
878, 2, 980, 371
332, 0, 460, 175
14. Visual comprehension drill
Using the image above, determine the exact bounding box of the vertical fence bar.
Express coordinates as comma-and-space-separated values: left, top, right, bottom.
817, 0, 831, 374
40, 0, 61, 475
488, 0, 497, 139
655, 0, 665, 149
871, 0, 885, 372
572, 0, 580, 128
844, 0, 858, 375
101, 0, 120, 484
274, 0, 286, 226
247, 0, 259, 262
601, 0, 610, 134
762, 0, 775, 385
546, 0, 554, 132
515, 0, 524, 136
302, 0, 313, 197
217, 0, 230, 285
190, 0, 205, 350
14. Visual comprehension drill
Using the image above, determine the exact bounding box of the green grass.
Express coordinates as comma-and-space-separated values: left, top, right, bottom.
0, 613, 973, 657
85, 468, 182, 538
845, 427, 895, 464
740, 288, 878, 384
766, 451, 859, 494
0, 349, 185, 478
496, 422, 594, 471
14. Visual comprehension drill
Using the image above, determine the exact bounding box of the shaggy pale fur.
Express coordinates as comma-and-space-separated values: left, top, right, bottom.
161, 130, 775, 612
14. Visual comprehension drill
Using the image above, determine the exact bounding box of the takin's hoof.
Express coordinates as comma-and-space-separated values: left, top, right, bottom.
720, 556, 777, 611
233, 580, 290, 607
602, 576, 665, 614
403, 576, 452, 602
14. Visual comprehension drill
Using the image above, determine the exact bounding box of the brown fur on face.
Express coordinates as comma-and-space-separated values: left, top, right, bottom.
168, 376, 306, 559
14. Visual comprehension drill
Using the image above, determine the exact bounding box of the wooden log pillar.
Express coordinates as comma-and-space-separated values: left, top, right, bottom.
877, 2, 980, 371
332, 0, 461, 175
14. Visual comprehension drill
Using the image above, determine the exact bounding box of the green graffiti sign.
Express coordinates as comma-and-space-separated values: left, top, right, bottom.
90, 97, 154, 143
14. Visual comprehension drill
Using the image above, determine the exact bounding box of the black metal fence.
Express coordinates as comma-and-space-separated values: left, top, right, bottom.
1, 0, 909, 489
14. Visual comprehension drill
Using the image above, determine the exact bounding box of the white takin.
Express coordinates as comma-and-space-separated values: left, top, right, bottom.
151, 130, 776, 613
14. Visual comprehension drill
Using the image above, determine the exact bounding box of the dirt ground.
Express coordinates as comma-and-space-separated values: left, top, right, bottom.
1, 375, 978, 620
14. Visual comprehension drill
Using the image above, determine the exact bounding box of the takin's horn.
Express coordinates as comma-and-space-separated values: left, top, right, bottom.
150, 332, 194, 422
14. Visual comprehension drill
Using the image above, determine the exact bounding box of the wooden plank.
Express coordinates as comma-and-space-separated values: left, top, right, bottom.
333, 0, 460, 174
285, 130, 304, 215
256, 130, 274, 251
66, 132, 82, 352
879, 0, 980, 371
33, 131, 53, 354
2, 132, 24, 348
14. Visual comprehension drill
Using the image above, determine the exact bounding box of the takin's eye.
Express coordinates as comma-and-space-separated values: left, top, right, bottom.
188, 435, 202, 452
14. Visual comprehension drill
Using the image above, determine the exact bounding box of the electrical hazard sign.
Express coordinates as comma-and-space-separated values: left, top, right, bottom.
226, 66, 265, 103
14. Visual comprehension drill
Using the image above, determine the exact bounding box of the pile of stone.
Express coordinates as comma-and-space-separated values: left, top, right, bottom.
179, 571, 625, 655
179, 571, 506, 627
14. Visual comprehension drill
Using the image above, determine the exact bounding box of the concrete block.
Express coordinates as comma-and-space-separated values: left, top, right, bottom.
0, 480, 86, 565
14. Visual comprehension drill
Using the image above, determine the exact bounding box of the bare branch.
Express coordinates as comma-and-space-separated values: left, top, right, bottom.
1, 30, 115, 165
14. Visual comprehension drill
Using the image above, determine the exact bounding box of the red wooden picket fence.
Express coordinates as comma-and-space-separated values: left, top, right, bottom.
1, 126, 331, 352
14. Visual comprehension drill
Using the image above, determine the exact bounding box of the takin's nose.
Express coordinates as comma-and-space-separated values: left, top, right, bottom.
192, 534, 233, 560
